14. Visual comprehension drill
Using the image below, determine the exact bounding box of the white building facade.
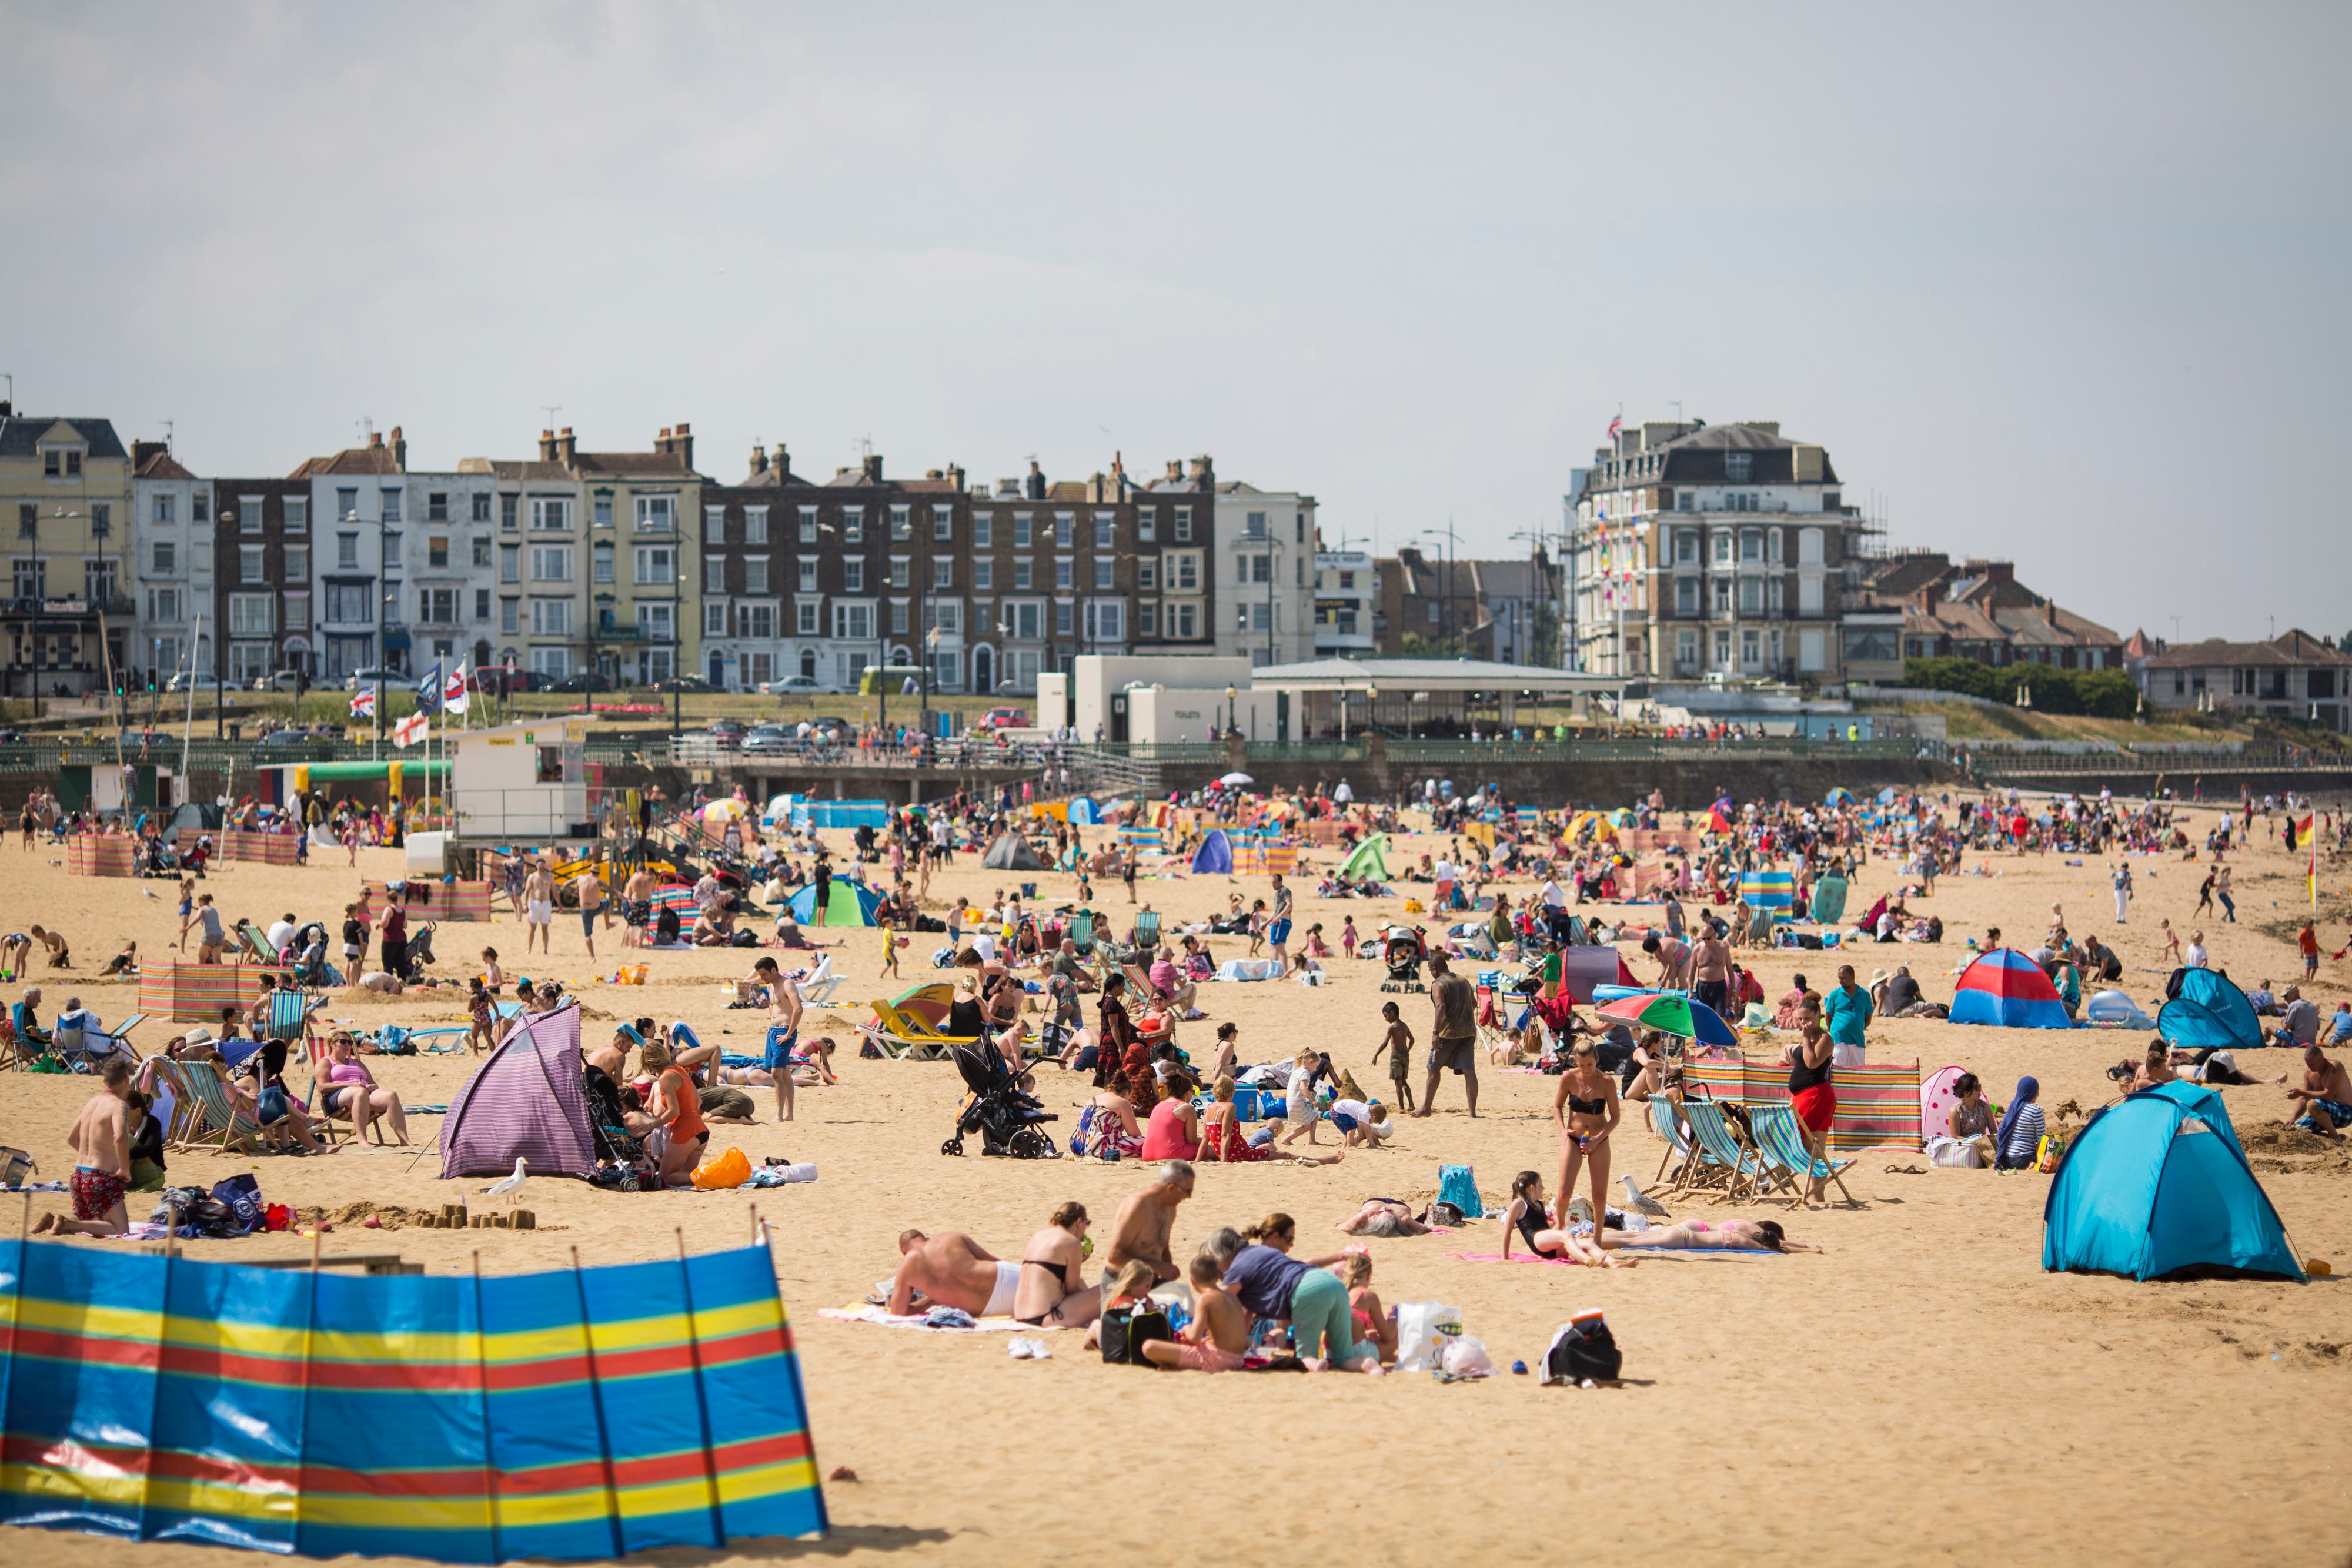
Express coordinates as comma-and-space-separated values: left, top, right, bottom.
130, 442, 205, 687
1214, 480, 1316, 667
1312, 548, 1376, 657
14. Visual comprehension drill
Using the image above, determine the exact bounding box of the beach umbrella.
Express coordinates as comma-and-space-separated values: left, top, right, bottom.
1824, 787, 1855, 808
701, 799, 747, 823
1218, 772, 1254, 786
1594, 991, 1739, 1049
1609, 808, 1636, 827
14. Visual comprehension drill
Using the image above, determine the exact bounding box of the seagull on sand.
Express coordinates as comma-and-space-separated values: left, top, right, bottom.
481, 1157, 528, 1198
1621, 1175, 1672, 1219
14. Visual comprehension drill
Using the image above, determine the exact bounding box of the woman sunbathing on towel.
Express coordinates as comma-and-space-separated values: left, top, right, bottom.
1499, 1171, 1626, 1266
1603, 1217, 1821, 1253
1012, 1201, 1102, 1329
1333, 1198, 1431, 1237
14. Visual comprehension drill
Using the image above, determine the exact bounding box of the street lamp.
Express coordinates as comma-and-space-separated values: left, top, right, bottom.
1224, 684, 1237, 737
1420, 522, 1462, 656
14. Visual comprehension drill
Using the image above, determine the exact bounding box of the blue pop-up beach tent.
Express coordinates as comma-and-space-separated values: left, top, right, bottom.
1191, 828, 1233, 875
2043, 1081, 2301, 1281
2157, 968, 2264, 1053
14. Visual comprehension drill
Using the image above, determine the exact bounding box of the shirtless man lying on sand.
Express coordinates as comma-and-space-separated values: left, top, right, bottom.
888, 1230, 1023, 1318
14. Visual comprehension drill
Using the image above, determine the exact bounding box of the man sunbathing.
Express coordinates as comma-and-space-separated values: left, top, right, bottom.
1334, 1198, 1431, 1237
2285, 1044, 2352, 1138
887, 1229, 1022, 1318
1104, 1160, 1195, 1284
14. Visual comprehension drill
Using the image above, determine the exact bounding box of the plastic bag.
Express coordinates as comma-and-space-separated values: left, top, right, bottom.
691, 1145, 751, 1189
1439, 1335, 1493, 1377
1393, 1301, 1465, 1373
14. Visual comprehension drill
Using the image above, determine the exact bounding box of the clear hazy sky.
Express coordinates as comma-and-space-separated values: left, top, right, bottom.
4, 2, 2345, 644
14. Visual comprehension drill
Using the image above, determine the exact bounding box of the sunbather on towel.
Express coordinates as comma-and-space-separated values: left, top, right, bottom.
1334, 1198, 1431, 1238
888, 1229, 1021, 1318
1499, 1172, 1623, 1267
1603, 1218, 1821, 1253
1012, 1201, 1102, 1329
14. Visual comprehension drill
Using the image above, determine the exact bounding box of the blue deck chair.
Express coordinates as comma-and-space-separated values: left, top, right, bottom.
1749, 1102, 1856, 1206
1679, 1102, 1766, 1204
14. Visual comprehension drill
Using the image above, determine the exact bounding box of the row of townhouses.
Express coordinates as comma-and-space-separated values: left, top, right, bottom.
0, 404, 1319, 695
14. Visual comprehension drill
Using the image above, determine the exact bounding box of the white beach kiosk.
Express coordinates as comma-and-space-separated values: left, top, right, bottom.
447, 717, 597, 850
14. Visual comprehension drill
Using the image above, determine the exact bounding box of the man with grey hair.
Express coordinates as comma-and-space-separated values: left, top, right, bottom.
1106, 1160, 1194, 1284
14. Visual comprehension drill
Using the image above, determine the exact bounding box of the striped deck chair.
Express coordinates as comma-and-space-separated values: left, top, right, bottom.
1133, 910, 1161, 951
1679, 1102, 1766, 1204
305, 1072, 383, 1146
171, 1059, 273, 1154
1749, 1102, 1856, 1205
235, 921, 280, 964
262, 988, 321, 1060
1069, 911, 1095, 954
1646, 1097, 1703, 1189
143, 1058, 206, 1148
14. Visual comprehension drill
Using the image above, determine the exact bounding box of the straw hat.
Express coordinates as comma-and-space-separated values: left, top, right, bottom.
1869, 969, 1891, 986
181, 1026, 215, 1045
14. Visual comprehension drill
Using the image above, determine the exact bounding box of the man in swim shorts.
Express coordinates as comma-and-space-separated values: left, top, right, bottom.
2286, 1044, 2352, 1137
523, 858, 556, 955
887, 1229, 1022, 1317
35, 1058, 136, 1237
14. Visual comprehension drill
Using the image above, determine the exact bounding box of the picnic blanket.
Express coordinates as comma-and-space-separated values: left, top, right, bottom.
818, 1304, 1051, 1332
1444, 1249, 1776, 1264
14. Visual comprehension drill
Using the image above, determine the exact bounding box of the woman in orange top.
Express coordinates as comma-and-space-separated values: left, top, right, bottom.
640, 1038, 708, 1188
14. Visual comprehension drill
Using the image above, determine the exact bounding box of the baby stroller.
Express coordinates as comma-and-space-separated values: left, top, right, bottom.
1378, 926, 1426, 994
942, 1041, 1061, 1159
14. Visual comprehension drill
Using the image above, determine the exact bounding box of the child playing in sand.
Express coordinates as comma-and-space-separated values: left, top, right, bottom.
480, 947, 504, 992
1370, 1001, 1415, 1113
466, 977, 496, 1053
1137, 1253, 1255, 1372
2159, 920, 2182, 965
1343, 1254, 1396, 1365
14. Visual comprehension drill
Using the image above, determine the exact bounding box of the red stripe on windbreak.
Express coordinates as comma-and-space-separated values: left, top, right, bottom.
11, 1327, 163, 1372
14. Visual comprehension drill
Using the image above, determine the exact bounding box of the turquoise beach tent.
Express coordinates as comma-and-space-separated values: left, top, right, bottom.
2157, 968, 2264, 1054
1808, 872, 1849, 926
1068, 797, 1098, 825
1191, 828, 1233, 875
787, 876, 883, 927
2042, 1081, 2301, 1282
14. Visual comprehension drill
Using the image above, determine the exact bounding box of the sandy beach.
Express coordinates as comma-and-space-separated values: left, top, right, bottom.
2, 803, 2348, 1568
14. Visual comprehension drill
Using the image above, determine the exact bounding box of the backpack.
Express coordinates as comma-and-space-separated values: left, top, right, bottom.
1543, 1310, 1622, 1385
1098, 1302, 1172, 1366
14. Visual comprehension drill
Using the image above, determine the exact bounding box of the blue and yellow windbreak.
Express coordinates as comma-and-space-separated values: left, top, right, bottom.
0, 1239, 826, 1562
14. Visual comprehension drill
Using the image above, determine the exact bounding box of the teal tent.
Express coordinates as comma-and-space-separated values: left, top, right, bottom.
1068, 797, 1098, 825
1340, 833, 1388, 881
1191, 828, 1232, 876
787, 876, 883, 927
2043, 1082, 2301, 1282
1808, 873, 1849, 926
2157, 968, 2264, 1054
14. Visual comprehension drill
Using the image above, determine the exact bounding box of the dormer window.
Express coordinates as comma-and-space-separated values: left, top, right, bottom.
1725, 451, 1753, 483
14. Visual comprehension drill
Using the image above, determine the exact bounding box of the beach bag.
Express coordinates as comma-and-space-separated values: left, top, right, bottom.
211, 1174, 266, 1233
0, 1146, 35, 1188
1926, 1136, 1981, 1169
1544, 1310, 1622, 1385
690, 1145, 751, 1190
1394, 1302, 1465, 1373
1098, 1303, 1172, 1366
1436, 1164, 1484, 1219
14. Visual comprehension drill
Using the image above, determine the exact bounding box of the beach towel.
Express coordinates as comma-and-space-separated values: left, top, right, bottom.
1445, 1250, 1776, 1265
818, 1304, 1048, 1332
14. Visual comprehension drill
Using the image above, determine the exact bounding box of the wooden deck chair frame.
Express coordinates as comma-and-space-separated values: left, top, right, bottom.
305, 1072, 385, 1146
1679, 1102, 1766, 1204
1646, 1097, 1702, 1189
169, 1059, 269, 1155
0, 1017, 30, 1072
1132, 910, 1161, 951
235, 921, 279, 965
1068, 911, 1096, 954
1748, 1102, 1857, 1206
145, 1058, 208, 1149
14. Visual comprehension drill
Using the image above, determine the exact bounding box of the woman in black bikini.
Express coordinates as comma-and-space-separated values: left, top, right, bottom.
1011, 1201, 1102, 1328
1551, 1037, 1621, 1235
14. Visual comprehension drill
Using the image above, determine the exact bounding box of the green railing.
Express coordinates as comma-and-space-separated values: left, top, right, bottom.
1381, 737, 1940, 764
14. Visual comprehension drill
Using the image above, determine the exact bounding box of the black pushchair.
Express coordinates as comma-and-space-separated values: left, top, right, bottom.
1378, 925, 1426, 994
943, 1042, 1060, 1159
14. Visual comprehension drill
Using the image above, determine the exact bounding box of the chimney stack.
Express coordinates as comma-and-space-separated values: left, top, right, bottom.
673, 421, 692, 471
368, 430, 383, 449
132, 440, 166, 469
862, 453, 884, 484
557, 427, 577, 465
389, 424, 406, 470
774, 444, 789, 480
539, 429, 558, 461
1188, 454, 1214, 487
1165, 459, 1182, 483
946, 463, 964, 491
749, 442, 767, 477
1024, 460, 1045, 500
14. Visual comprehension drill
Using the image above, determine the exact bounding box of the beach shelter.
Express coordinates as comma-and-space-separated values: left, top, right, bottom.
982, 832, 1047, 872
1068, 797, 1098, 825
788, 875, 884, 926
1824, 787, 1855, 808
1949, 948, 2072, 1029
440, 1004, 595, 1179
2157, 968, 2264, 1053
1191, 828, 1234, 875
1738, 869, 1795, 920
1809, 873, 1849, 926
1920, 1064, 1969, 1140
2043, 1082, 2301, 1281
1341, 833, 1390, 881
1554, 944, 1640, 1003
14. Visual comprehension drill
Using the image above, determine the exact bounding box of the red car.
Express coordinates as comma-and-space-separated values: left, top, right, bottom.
983, 707, 1029, 730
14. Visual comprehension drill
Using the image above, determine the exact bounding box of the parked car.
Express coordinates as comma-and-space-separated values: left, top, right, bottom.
704, 720, 749, 748
549, 673, 614, 693
166, 671, 223, 692
650, 676, 711, 694
250, 671, 307, 693
760, 674, 828, 695
471, 666, 534, 696
737, 724, 797, 755
983, 707, 1030, 730
806, 716, 853, 742
343, 667, 403, 692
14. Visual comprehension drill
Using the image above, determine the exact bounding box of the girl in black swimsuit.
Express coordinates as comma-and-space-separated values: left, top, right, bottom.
1499, 1171, 1620, 1267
